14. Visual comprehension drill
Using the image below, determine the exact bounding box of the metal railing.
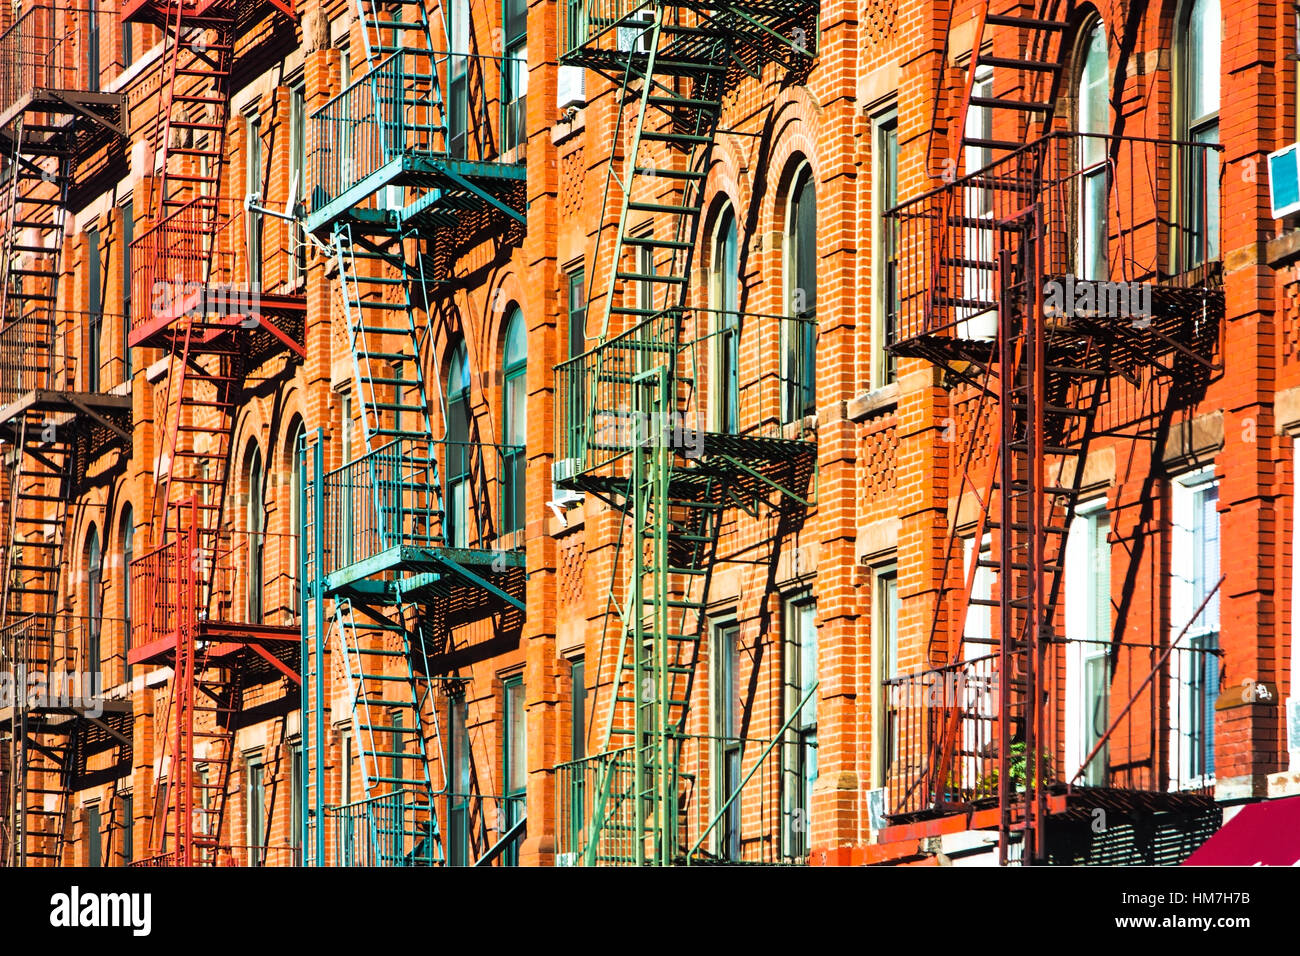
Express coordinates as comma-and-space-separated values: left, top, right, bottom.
129, 197, 265, 340
555, 734, 817, 866
884, 132, 1224, 349
129, 529, 300, 650
132, 844, 300, 867
0, 5, 98, 118
0, 613, 128, 706
309, 48, 526, 216
0, 308, 128, 403
553, 308, 815, 486
882, 642, 1224, 818
311, 436, 522, 581
312, 790, 439, 867
443, 792, 525, 866
559, 0, 656, 58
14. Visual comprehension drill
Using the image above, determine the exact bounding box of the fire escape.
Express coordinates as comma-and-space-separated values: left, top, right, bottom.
0, 4, 130, 867
301, 0, 527, 867
122, 0, 303, 866
550, 1, 817, 866
878, 3, 1224, 864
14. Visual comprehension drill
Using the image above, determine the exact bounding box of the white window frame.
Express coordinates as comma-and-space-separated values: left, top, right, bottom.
871, 106, 899, 389
871, 563, 899, 789
1064, 499, 1111, 786
1168, 466, 1220, 790
781, 593, 818, 860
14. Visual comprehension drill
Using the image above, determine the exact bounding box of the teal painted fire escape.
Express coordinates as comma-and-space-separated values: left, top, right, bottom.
301, 0, 527, 867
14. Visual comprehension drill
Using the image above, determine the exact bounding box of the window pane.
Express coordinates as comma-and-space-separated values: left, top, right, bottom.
1187, 0, 1221, 122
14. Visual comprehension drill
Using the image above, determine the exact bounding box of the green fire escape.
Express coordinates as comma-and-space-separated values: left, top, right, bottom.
552, 0, 818, 865
301, 0, 526, 867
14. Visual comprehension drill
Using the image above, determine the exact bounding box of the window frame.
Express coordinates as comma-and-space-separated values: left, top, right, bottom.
1064, 499, 1112, 786
502, 307, 527, 535
711, 617, 743, 860
872, 107, 899, 389
1174, 0, 1221, 272
871, 564, 899, 789
782, 593, 819, 860
782, 164, 817, 423
1169, 466, 1221, 789
709, 203, 740, 434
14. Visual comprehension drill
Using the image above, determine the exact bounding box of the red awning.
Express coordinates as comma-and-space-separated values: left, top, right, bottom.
1183, 795, 1300, 866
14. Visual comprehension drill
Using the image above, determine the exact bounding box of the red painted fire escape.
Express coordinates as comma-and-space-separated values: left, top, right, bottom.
123, 0, 303, 866
879, 2, 1224, 864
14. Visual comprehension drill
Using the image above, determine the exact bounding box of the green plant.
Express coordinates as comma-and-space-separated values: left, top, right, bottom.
973, 742, 1055, 797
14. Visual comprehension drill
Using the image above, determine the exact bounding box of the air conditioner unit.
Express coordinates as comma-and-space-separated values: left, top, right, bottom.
556, 851, 578, 867
552, 458, 584, 506
1267, 143, 1300, 219
556, 65, 585, 112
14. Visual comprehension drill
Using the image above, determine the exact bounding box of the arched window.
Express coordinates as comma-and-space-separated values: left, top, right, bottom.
784, 167, 816, 422
710, 205, 739, 434
85, 525, 102, 672
119, 505, 134, 681
447, 343, 471, 548
246, 443, 265, 623
1178, 0, 1220, 269
1077, 19, 1109, 281
286, 419, 304, 613
502, 309, 527, 536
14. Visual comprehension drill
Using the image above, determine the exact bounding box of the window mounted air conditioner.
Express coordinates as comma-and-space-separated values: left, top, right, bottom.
552, 458, 584, 507
556, 66, 585, 112
1268, 143, 1300, 219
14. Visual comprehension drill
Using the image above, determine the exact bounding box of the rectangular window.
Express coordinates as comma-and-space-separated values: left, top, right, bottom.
783, 597, 818, 859
566, 657, 586, 859
86, 803, 101, 866
873, 566, 899, 787
570, 658, 586, 762
1065, 502, 1111, 786
246, 755, 265, 861
121, 201, 133, 382
713, 621, 742, 860
963, 534, 994, 652
957, 66, 996, 342
502, 675, 526, 865
503, 0, 528, 152
447, 696, 469, 866
288, 81, 307, 283
245, 113, 263, 287
448, 0, 469, 158
88, 228, 101, 392
873, 109, 899, 387
565, 269, 587, 453
121, 21, 132, 68
1170, 470, 1221, 786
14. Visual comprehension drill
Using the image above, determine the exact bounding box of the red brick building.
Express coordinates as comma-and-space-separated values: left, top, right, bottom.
0, 0, 1295, 868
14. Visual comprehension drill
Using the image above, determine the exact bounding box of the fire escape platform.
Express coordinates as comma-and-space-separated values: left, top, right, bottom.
127, 621, 299, 669
0, 89, 125, 158
324, 545, 526, 612
120, 0, 295, 29
128, 290, 307, 356
0, 697, 132, 728
306, 153, 526, 238
876, 785, 1219, 846
0, 390, 131, 442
